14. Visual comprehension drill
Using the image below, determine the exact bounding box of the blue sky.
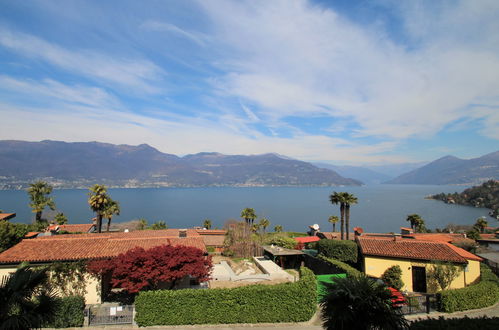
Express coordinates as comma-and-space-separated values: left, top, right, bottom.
0, 0, 498, 165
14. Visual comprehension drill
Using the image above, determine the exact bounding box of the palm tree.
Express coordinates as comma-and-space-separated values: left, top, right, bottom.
241, 208, 257, 225
342, 193, 358, 240
251, 223, 260, 233
274, 225, 283, 232
406, 214, 424, 232
88, 184, 111, 233
320, 275, 408, 330
137, 218, 148, 230
27, 181, 56, 223
54, 212, 68, 225
259, 218, 270, 233
0, 263, 58, 329
203, 219, 212, 230
329, 192, 346, 240
151, 220, 167, 230
102, 199, 120, 232
328, 215, 339, 232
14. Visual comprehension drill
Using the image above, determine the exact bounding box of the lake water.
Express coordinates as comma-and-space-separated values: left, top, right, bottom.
0, 185, 494, 233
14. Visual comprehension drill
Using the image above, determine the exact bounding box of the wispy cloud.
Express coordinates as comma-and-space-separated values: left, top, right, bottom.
0, 28, 165, 94
140, 20, 205, 46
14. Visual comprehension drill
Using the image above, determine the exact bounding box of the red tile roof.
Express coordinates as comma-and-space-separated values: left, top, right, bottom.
0, 229, 206, 264
0, 213, 16, 221
358, 237, 474, 263
49, 223, 95, 233
445, 243, 482, 262
196, 229, 227, 235
201, 235, 226, 247
405, 233, 466, 243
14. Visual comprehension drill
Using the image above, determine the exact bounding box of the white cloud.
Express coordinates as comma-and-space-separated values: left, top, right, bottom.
199, 0, 499, 140
0, 28, 165, 93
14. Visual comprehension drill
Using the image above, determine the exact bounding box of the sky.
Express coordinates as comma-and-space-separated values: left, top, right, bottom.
0, 0, 498, 166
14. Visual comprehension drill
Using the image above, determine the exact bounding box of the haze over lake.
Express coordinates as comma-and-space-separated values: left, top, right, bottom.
1, 185, 494, 233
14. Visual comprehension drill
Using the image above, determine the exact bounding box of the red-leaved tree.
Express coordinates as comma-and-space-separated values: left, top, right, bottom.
87, 244, 212, 294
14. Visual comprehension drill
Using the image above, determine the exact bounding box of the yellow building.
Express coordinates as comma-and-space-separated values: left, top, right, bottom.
357, 236, 482, 293
0, 229, 207, 304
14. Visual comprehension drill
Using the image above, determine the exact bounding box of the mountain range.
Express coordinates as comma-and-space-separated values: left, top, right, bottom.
0, 140, 361, 188
387, 151, 499, 185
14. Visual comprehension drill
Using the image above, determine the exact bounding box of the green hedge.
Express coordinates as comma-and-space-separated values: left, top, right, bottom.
45, 295, 85, 328
437, 264, 499, 312
410, 316, 499, 329
135, 267, 317, 326
318, 255, 362, 278
316, 239, 358, 264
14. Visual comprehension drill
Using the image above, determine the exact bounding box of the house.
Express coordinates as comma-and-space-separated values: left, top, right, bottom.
358, 236, 482, 293
0, 229, 206, 304
24, 223, 97, 239
196, 229, 226, 252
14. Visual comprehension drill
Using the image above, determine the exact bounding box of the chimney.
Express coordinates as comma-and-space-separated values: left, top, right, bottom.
179, 229, 187, 238
393, 233, 401, 242
354, 227, 364, 236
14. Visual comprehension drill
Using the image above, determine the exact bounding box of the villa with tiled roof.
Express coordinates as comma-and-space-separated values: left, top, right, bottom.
358, 236, 482, 293
0, 229, 207, 304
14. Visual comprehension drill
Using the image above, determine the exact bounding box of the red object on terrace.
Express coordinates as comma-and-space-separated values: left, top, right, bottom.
294, 236, 321, 243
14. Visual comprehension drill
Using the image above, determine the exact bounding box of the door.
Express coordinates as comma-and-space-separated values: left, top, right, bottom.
412, 266, 427, 293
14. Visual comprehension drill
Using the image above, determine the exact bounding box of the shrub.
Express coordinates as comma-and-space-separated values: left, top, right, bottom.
264, 235, 297, 249
410, 316, 499, 329
45, 295, 85, 328
318, 255, 362, 278
381, 265, 404, 290
316, 239, 358, 264
135, 267, 316, 326
436, 264, 499, 312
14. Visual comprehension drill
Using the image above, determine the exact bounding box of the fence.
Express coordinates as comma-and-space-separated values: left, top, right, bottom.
86, 304, 134, 326
400, 294, 436, 315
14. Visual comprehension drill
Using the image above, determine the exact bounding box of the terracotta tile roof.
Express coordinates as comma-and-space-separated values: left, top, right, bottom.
405, 233, 466, 243
445, 243, 482, 262
0, 213, 16, 221
49, 224, 95, 233
358, 237, 470, 263
196, 229, 227, 235
0, 229, 206, 264
201, 235, 226, 246
24, 232, 39, 238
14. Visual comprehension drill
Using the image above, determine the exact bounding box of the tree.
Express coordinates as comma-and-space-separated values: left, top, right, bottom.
251, 223, 260, 233
240, 208, 257, 226
151, 220, 167, 230
87, 184, 111, 233
406, 214, 426, 233
381, 265, 404, 290
329, 192, 345, 240
259, 218, 270, 233
274, 225, 283, 232
203, 219, 212, 230
320, 275, 408, 330
0, 222, 30, 253
328, 215, 339, 232
0, 263, 58, 329
137, 218, 148, 230
473, 217, 488, 233
342, 193, 358, 240
466, 229, 481, 240
102, 199, 120, 232
54, 212, 68, 225
87, 245, 212, 294
27, 181, 56, 223
426, 261, 461, 291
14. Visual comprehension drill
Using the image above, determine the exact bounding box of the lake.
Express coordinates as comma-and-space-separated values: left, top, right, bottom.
0, 185, 494, 233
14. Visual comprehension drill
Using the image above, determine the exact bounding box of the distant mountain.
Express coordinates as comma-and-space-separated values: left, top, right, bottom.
387, 151, 499, 185
366, 162, 428, 178
0, 140, 361, 188
314, 163, 391, 185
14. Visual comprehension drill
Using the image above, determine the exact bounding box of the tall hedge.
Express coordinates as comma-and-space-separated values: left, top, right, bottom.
318, 255, 362, 278
44, 295, 85, 328
135, 267, 316, 326
410, 316, 499, 329
437, 264, 499, 313
316, 239, 358, 264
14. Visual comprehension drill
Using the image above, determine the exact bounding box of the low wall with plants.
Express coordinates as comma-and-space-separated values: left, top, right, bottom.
135, 267, 317, 326
44, 295, 85, 328
410, 316, 499, 329
437, 264, 499, 312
